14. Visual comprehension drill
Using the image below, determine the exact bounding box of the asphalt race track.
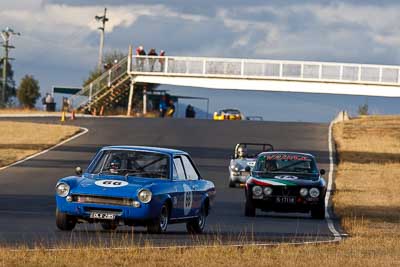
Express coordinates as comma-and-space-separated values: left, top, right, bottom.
0, 117, 343, 247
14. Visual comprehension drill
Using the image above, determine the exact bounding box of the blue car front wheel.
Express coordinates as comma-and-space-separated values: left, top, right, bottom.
56, 208, 76, 231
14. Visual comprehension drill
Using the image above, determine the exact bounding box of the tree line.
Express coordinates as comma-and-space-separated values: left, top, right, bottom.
0, 60, 40, 108
1, 50, 125, 109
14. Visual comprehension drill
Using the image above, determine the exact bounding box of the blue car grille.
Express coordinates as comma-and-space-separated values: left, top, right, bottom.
72, 194, 135, 206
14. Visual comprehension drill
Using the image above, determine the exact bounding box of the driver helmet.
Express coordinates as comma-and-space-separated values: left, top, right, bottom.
109, 158, 121, 174
238, 146, 247, 158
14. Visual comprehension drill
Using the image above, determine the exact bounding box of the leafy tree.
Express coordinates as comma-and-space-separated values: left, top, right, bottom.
0, 60, 16, 105
103, 50, 126, 66
83, 68, 103, 87
17, 75, 40, 108
83, 50, 126, 87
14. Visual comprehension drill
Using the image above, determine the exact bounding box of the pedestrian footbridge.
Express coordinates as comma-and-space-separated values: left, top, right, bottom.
70, 48, 400, 115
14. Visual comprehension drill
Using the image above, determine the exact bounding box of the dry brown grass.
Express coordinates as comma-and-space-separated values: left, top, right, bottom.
0, 108, 54, 114
0, 121, 80, 167
1, 115, 400, 266
0, 236, 399, 267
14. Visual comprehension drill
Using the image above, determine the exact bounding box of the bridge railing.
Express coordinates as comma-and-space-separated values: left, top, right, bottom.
70, 57, 128, 110
130, 55, 400, 86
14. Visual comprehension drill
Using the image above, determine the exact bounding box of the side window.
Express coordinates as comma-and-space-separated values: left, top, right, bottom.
173, 157, 186, 180
181, 155, 199, 180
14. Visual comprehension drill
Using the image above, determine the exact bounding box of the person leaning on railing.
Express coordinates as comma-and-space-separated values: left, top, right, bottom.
136, 46, 146, 71
159, 50, 166, 72
148, 48, 158, 72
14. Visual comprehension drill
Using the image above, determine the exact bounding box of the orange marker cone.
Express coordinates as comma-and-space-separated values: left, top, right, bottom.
61, 111, 66, 122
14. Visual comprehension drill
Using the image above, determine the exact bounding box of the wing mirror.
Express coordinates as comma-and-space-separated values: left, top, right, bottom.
75, 166, 83, 176
320, 169, 326, 175
245, 166, 251, 172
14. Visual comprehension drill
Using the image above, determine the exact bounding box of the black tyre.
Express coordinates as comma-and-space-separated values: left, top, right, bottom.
147, 204, 169, 234
186, 205, 207, 234
56, 208, 76, 231
311, 202, 326, 219
244, 192, 256, 217
101, 221, 118, 231
229, 180, 236, 188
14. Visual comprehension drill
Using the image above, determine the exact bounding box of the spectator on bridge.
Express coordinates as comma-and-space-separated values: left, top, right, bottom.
136, 46, 146, 71
159, 95, 167, 117
148, 48, 158, 72
103, 62, 112, 70
159, 50, 166, 72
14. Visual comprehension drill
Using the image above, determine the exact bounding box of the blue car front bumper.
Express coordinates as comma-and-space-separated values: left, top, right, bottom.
56, 196, 160, 222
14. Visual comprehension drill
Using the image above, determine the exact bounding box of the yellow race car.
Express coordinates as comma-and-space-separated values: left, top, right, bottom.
213, 109, 244, 120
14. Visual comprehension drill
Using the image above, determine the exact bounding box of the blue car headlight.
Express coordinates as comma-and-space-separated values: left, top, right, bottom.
56, 182, 70, 197
138, 189, 152, 203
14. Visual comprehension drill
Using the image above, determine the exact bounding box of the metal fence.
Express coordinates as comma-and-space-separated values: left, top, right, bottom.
69, 55, 400, 110
130, 55, 400, 85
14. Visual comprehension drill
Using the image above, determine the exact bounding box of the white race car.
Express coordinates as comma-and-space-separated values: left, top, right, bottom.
228, 143, 274, 187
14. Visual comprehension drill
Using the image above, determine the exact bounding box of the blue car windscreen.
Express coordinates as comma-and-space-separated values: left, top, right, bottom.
90, 150, 170, 179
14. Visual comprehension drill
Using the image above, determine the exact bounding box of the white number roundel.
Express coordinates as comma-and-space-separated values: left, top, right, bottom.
183, 184, 193, 216
274, 175, 298, 180
95, 180, 128, 188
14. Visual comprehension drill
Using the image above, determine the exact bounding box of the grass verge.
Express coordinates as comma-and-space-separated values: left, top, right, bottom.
0, 116, 400, 266
0, 108, 53, 114
0, 121, 81, 167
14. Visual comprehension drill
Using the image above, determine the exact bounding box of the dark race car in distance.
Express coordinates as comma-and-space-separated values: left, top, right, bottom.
244, 152, 326, 219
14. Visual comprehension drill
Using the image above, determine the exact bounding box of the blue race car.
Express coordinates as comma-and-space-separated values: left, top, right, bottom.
55, 146, 216, 234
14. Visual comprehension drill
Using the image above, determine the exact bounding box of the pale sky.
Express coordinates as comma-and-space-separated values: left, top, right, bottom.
2, 0, 400, 91
1, 0, 400, 120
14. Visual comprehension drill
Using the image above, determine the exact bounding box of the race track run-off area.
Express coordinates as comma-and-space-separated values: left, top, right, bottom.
0, 117, 343, 247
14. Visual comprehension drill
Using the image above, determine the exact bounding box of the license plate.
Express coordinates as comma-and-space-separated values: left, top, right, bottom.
276, 196, 296, 204
90, 212, 115, 220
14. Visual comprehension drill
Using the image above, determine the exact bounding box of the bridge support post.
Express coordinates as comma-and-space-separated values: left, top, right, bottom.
143, 85, 148, 115
127, 77, 135, 116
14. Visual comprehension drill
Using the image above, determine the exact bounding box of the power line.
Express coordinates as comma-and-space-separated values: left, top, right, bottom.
1, 27, 20, 106
95, 8, 109, 71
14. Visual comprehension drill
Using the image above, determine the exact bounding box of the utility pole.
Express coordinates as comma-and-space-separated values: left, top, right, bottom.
1, 27, 20, 106
95, 8, 109, 71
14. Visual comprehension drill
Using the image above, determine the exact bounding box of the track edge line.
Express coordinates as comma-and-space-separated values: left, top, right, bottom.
325, 121, 342, 242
